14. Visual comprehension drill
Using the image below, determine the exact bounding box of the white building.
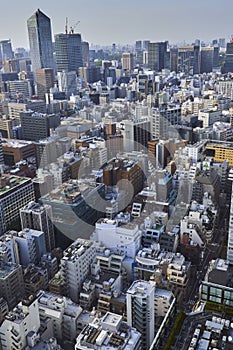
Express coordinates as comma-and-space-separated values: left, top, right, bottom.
127, 280, 155, 349
57, 70, 77, 98
92, 219, 142, 259
0, 297, 40, 349
75, 312, 141, 350
198, 109, 221, 128
38, 290, 82, 343
60, 239, 96, 303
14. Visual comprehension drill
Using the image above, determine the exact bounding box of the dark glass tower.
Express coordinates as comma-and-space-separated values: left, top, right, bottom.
222, 39, 233, 73
54, 33, 83, 73
148, 42, 168, 71
27, 9, 54, 72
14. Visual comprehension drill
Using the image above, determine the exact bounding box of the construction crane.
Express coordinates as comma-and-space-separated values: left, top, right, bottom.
69, 21, 80, 34
65, 17, 68, 34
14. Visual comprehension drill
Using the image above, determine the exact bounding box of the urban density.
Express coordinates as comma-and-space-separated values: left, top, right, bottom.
0, 5, 233, 350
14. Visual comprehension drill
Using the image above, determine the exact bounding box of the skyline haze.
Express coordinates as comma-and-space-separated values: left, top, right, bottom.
1, 0, 233, 49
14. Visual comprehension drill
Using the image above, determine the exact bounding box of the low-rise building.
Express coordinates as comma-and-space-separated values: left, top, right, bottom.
75, 312, 141, 350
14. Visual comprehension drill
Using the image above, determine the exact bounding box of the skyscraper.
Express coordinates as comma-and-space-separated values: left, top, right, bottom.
0, 40, 14, 63
200, 47, 213, 73
54, 33, 83, 73
27, 9, 54, 72
148, 42, 168, 71
222, 38, 233, 74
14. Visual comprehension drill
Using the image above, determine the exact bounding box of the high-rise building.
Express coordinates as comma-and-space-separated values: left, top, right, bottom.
0, 40, 14, 63
222, 38, 233, 73
27, 9, 54, 72
148, 42, 168, 71
78, 66, 101, 84
135, 40, 142, 52
20, 201, 55, 252
193, 45, 201, 74
121, 52, 134, 71
127, 280, 155, 349
81, 41, 90, 67
35, 68, 54, 100
0, 175, 35, 235
55, 33, 83, 73
200, 47, 213, 73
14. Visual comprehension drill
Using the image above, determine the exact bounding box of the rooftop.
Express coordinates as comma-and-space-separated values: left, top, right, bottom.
0, 175, 31, 197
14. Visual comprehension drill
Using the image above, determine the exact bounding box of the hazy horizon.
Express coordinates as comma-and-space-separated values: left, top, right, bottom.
1, 0, 233, 49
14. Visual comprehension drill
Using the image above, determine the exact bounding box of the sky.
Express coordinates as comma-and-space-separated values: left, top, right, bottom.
1, 0, 233, 49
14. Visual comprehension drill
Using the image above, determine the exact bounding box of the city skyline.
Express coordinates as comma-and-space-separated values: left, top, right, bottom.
1, 0, 233, 49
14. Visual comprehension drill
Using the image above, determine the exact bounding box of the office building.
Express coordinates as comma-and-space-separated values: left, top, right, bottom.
0, 40, 13, 63
78, 66, 101, 84
148, 42, 167, 71
102, 157, 144, 196
200, 259, 233, 306
119, 117, 151, 152
1, 138, 35, 166
151, 105, 181, 139
81, 41, 90, 67
0, 262, 25, 309
0, 175, 35, 235
20, 201, 55, 252
121, 52, 134, 71
20, 111, 60, 142
222, 38, 233, 73
57, 70, 77, 98
41, 179, 105, 244
5, 79, 32, 99
205, 141, 233, 167
7, 100, 46, 120
177, 45, 201, 75
60, 239, 96, 303
27, 9, 54, 71
200, 47, 214, 73
127, 280, 155, 349
55, 33, 83, 73
35, 68, 54, 100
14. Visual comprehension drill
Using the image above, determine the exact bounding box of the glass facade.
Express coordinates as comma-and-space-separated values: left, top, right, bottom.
27, 9, 54, 71
55, 33, 83, 73
201, 282, 233, 306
